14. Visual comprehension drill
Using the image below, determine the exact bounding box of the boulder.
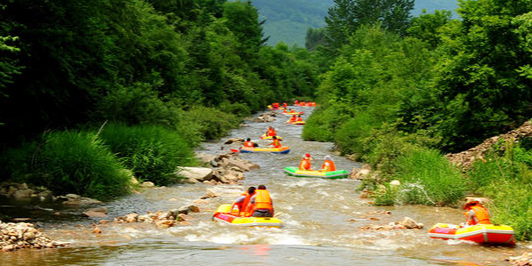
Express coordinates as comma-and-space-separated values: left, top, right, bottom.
61, 196, 102, 207
83, 211, 107, 218
226, 159, 250, 172
140, 182, 155, 188
400, 217, 420, 229
12, 189, 34, 199
390, 180, 401, 186
195, 153, 216, 164
124, 213, 139, 223
224, 138, 244, 145
176, 167, 214, 183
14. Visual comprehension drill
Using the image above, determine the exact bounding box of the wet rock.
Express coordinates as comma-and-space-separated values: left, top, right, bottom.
176, 214, 188, 222
201, 188, 218, 199
176, 167, 214, 183
124, 213, 139, 223
82, 211, 107, 218
92, 226, 102, 234
60, 195, 102, 207
253, 112, 276, 123
12, 189, 35, 199
11, 218, 31, 222
507, 252, 532, 266
400, 217, 423, 229
390, 180, 401, 186
224, 138, 244, 145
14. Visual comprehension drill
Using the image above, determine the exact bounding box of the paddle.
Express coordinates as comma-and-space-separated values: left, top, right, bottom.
231, 148, 240, 153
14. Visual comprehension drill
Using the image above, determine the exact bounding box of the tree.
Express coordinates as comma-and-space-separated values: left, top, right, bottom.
325, 0, 414, 51
305, 27, 328, 51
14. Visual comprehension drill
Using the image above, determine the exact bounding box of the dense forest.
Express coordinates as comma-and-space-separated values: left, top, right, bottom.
303, 0, 532, 240
0, 0, 319, 198
247, 0, 457, 46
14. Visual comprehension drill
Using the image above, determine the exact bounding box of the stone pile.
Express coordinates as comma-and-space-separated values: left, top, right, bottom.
182, 152, 259, 185
447, 120, 532, 171
507, 253, 532, 266
360, 217, 424, 231
110, 204, 200, 229
0, 183, 53, 201
0, 221, 67, 252
253, 112, 276, 123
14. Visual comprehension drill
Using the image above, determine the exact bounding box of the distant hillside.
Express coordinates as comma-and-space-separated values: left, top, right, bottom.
248, 0, 458, 46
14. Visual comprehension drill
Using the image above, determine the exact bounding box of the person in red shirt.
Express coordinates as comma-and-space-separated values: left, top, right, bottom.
230, 187, 256, 216
299, 153, 312, 170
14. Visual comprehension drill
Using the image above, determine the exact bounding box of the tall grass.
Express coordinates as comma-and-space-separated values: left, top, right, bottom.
376, 149, 466, 206
467, 141, 532, 240
99, 123, 195, 186
184, 106, 241, 140
33, 131, 131, 199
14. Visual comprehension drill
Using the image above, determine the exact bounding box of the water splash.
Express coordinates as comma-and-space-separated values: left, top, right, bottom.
396, 181, 436, 205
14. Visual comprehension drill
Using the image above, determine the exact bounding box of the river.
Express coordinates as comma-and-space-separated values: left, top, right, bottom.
0, 107, 527, 266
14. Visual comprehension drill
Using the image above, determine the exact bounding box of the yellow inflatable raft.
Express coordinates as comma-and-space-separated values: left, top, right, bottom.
212, 204, 283, 227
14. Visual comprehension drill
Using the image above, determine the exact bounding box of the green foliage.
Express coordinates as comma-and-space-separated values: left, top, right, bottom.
183, 106, 241, 140
325, 0, 414, 51
0, 141, 37, 183
407, 9, 452, 48
376, 148, 466, 206
467, 141, 532, 240
99, 123, 195, 186
33, 131, 131, 200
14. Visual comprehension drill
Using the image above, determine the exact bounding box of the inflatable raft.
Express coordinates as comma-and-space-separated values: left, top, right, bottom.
213, 204, 282, 227
428, 223, 515, 245
286, 120, 306, 125
282, 112, 304, 116
284, 167, 349, 179
240, 146, 290, 154
260, 134, 283, 140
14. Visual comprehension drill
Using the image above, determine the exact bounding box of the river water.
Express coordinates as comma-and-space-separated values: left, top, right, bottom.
1, 107, 527, 266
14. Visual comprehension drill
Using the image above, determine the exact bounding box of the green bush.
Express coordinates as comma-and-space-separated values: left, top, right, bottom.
334, 112, 379, 155
99, 123, 195, 186
183, 106, 241, 140
377, 149, 466, 206
219, 101, 252, 117
32, 131, 131, 200
302, 105, 352, 142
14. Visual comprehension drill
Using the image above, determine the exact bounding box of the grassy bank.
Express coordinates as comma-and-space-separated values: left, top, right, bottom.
0, 106, 244, 200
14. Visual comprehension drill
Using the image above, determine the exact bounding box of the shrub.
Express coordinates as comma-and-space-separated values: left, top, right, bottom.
183, 106, 241, 140
100, 123, 195, 185
334, 112, 379, 155
302, 105, 352, 142
32, 131, 131, 199
377, 149, 466, 206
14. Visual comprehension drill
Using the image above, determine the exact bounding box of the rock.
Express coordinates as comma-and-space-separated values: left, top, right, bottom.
13, 189, 34, 199
224, 138, 244, 145
124, 213, 139, 223
390, 180, 401, 186
86, 207, 108, 214
2, 245, 14, 252
196, 153, 216, 164
11, 218, 31, 222
226, 159, 251, 172
62, 196, 102, 207
201, 188, 218, 199
176, 167, 214, 183
176, 214, 188, 222
400, 217, 420, 229
349, 165, 372, 180
82, 211, 107, 218
140, 182, 155, 188
507, 252, 532, 266
131, 177, 139, 185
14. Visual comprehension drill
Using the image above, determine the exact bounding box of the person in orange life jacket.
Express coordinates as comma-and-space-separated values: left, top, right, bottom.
299, 153, 312, 170
230, 186, 256, 216
288, 114, 297, 123
282, 103, 287, 108
321, 155, 336, 172
294, 99, 299, 104
463, 198, 491, 226
245, 185, 274, 217
296, 115, 303, 122
267, 136, 282, 148
266, 126, 277, 137
243, 138, 257, 148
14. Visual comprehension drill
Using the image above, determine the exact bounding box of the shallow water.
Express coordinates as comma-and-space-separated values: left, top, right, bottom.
0, 107, 526, 266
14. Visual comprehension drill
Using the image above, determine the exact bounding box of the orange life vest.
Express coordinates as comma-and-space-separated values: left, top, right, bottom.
299, 158, 311, 170
267, 129, 276, 136
254, 190, 273, 212
465, 205, 491, 225
244, 141, 254, 148
322, 160, 336, 171
296, 117, 302, 122
290, 115, 297, 122
271, 139, 281, 148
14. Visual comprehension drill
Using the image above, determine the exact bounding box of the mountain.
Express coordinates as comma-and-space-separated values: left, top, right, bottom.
248, 0, 458, 46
